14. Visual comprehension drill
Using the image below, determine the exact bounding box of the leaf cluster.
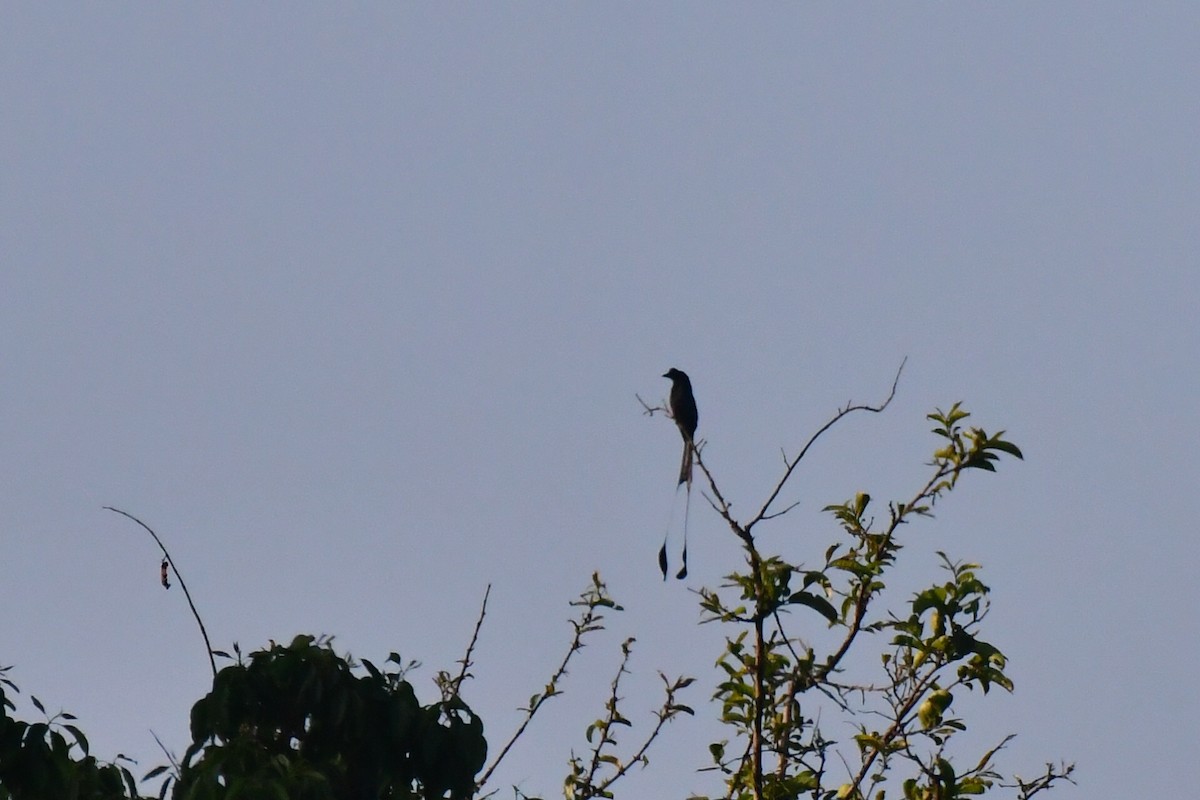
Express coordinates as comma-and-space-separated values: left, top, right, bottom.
563, 637, 694, 800
170, 635, 485, 800
0, 665, 142, 800
2, 378, 1075, 800
688, 402, 1073, 800
485, 574, 694, 800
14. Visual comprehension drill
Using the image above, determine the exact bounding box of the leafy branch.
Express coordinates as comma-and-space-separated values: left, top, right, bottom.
476, 573, 622, 793
564, 639, 694, 800
679, 373, 1072, 800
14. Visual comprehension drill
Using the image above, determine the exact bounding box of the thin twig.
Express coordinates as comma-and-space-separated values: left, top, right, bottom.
104, 507, 217, 678
590, 672, 691, 798
476, 634, 578, 789
447, 584, 491, 698
760, 500, 801, 521
578, 638, 636, 794
476, 577, 612, 790
643, 389, 746, 545
635, 393, 657, 416
149, 728, 180, 778
847, 665, 943, 792
692, 445, 750, 546
814, 462, 949, 683
749, 358, 906, 531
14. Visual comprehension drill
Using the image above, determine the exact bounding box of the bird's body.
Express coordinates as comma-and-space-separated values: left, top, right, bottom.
663, 368, 698, 485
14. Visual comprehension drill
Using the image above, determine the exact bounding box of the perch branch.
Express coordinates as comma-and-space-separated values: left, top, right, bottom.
104, 507, 217, 678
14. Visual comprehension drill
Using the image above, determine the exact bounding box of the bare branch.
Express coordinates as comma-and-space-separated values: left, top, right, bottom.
104, 507, 217, 678
1004, 762, 1077, 799
760, 500, 801, 521
692, 444, 753, 548
748, 358, 905, 531
442, 584, 491, 701
476, 574, 616, 791
636, 393, 667, 418
149, 728, 180, 778
846, 663, 942, 792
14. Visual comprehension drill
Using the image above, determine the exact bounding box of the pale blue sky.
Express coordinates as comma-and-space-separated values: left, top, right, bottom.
2, 5, 1197, 797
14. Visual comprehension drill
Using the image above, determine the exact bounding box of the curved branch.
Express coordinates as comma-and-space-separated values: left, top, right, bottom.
104, 507, 217, 678
749, 358, 906, 532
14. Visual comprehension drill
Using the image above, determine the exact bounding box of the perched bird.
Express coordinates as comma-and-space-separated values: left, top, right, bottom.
663, 368, 699, 485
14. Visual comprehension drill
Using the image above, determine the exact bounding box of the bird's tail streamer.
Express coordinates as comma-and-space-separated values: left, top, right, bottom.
677, 479, 690, 580
659, 464, 692, 581
659, 487, 681, 580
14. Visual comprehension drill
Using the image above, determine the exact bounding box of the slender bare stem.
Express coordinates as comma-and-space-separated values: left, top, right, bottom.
446, 584, 491, 698
749, 358, 905, 532
104, 507, 217, 678
476, 577, 611, 790
149, 728, 180, 778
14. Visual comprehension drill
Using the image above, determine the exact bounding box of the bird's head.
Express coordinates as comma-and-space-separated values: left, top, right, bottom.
663, 368, 688, 381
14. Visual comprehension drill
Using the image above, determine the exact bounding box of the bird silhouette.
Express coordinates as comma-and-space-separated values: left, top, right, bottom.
663, 368, 698, 485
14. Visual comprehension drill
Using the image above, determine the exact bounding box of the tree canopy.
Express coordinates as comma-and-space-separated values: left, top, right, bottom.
0, 381, 1072, 800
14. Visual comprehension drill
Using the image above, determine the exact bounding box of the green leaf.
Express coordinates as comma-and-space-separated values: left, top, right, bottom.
918, 689, 953, 728
989, 439, 1024, 459
63, 724, 88, 755
122, 766, 139, 797
912, 586, 947, 615
788, 591, 838, 624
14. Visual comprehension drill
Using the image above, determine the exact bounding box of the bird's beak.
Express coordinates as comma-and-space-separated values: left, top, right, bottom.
662, 371, 670, 378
